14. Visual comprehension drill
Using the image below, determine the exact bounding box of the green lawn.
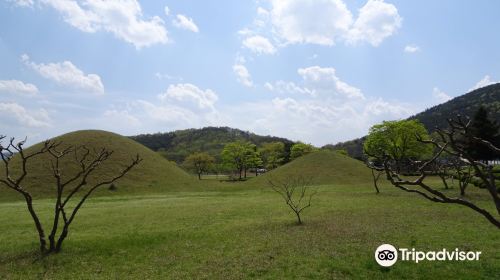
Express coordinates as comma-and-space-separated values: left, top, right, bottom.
0, 181, 498, 279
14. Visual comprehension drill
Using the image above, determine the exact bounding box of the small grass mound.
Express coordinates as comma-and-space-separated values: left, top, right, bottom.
0, 130, 195, 200
249, 150, 372, 187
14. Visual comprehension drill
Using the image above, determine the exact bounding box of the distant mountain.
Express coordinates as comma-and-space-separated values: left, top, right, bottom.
410, 83, 500, 131
130, 127, 295, 163
326, 83, 500, 160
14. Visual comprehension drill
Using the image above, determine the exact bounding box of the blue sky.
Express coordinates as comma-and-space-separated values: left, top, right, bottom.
1, 0, 499, 146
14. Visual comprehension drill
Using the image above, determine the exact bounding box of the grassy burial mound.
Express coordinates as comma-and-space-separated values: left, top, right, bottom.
0, 130, 195, 199
249, 150, 372, 187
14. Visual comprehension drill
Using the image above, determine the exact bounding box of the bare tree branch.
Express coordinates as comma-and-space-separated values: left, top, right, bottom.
268, 176, 317, 225
374, 116, 500, 229
0, 136, 142, 254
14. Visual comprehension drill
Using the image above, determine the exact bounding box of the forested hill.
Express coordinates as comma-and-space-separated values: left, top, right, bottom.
130, 127, 295, 163
409, 83, 500, 130
326, 83, 500, 160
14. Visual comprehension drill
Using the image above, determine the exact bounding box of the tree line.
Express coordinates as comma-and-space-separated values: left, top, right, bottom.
130, 126, 296, 164
183, 141, 317, 180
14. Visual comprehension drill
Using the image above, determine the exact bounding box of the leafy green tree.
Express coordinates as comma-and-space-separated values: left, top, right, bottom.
243, 143, 263, 177
374, 116, 500, 228
259, 142, 285, 170
466, 106, 500, 160
363, 120, 432, 194
222, 141, 264, 179
221, 141, 247, 180
364, 120, 433, 174
183, 152, 215, 180
131, 127, 295, 164
209, 162, 228, 180
290, 142, 316, 160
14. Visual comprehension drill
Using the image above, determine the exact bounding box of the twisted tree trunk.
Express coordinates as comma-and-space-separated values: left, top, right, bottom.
0, 136, 142, 255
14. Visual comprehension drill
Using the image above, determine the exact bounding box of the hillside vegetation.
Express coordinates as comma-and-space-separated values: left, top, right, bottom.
411, 83, 500, 130
248, 150, 372, 187
0, 130, 195, 200
130, 127, 295, 163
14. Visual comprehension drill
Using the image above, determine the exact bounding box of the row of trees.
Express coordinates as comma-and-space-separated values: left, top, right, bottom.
183, 141, 317, 180
131, 127, 296, 164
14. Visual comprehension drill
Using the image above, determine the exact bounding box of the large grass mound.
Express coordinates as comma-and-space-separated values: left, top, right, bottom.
249, 150, 372, 187
0, 130, 195, 199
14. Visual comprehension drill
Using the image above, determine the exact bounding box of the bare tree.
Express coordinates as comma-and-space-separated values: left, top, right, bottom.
376, 116, 500, 228
427, 160, 451, 189
0, 136, 142, 254
448, 157, 473, 196
366, 161, 383, 194
268, 176, 317, 225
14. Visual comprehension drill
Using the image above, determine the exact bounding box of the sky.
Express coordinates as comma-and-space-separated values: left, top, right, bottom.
1, 0, 499, 146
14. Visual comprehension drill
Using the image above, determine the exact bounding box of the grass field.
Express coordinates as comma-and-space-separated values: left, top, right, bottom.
1, 180, 498, 279
248, 150, 372, 187
1, 133, 499, 279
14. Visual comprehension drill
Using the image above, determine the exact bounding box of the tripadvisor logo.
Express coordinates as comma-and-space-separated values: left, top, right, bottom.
374, 244, 482, 267
375, 244, 398, 267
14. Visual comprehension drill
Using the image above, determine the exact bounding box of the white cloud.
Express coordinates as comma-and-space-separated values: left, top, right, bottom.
297, 66, 364, 99
257, 7, 269, 17
237, 28, 254, 37
172, 14, 199, 33
235, 54, 246, 64
432, 87, 452, 104
269, 0, 401, 47
164, 6, 170, 16
0, 80, 38, 96
347, 0, 402, 46
73, 83, 224, 136
154, 72, 183, 81
41, 0, 168, 49
247, 65, 415, 145
242, 35, 276, 54
22, 54, 104, 95
243, 0, 401, 52
225, 96, 414, 146
233, 64, 253, 87
364, 98, 413, 116
7, 0, 34, 7
404, 44, 420, 53
270, 0, 353, 46
135, 100, 201, 127
128, 99, 225, 130
264, 82, 274, 91
158, 83, 217, 110
266, 66, 364, 98
104, 82, 226, 132
0, 102, 51, 128
469, 75, 499, 92
103, 109, 141, 127
265, 80, 312, 95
